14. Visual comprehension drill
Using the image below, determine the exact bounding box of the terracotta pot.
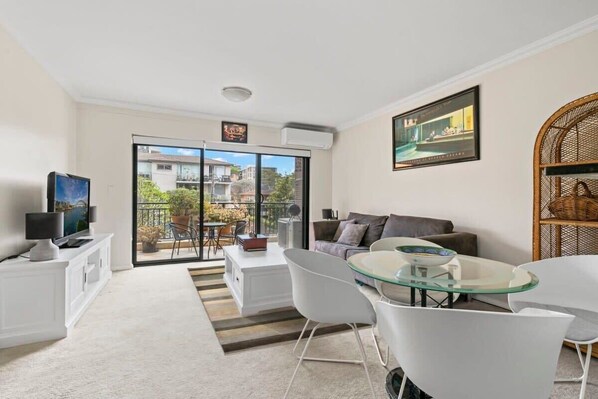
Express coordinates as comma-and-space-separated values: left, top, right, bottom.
142, 242, 158, 253
171, 215, 190, 230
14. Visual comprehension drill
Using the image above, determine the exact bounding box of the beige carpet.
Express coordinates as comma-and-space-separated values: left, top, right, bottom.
189, 265, 363, 352
0, 263, 596, 398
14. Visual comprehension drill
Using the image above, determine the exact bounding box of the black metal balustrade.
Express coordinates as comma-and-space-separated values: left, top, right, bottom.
136, 201, 295, 241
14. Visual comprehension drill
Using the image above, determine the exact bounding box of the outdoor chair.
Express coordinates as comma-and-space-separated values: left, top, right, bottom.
168, 222, 199, 259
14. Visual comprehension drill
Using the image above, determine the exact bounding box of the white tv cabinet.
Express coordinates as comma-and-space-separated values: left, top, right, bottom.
0, 233, 113, 348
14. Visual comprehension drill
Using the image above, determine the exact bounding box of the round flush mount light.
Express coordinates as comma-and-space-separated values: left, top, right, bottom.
222, 86, 252, 102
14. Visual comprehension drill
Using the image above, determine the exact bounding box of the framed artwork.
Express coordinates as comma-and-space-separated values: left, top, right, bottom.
392, 86, 480, 171
222, 121, 248, 143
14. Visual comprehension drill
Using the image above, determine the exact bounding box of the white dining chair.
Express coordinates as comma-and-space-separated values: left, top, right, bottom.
283, 249, 377, 399
508, 255, 598, 399
369, 237, 459, 366
376, 301, 574, 399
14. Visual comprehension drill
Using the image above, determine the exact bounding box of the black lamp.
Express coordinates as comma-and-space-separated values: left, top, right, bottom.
89, 206, 97, 235
26, 212, 64, 261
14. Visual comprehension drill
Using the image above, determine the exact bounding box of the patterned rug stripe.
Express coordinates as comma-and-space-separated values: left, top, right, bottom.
188, 266, 355, 353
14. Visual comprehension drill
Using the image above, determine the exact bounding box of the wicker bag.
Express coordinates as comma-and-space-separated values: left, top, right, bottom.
548, 182, 598, 221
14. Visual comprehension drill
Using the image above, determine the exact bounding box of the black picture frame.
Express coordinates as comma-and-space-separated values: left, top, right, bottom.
222, 121, 248, 143
392, 86, 480, 171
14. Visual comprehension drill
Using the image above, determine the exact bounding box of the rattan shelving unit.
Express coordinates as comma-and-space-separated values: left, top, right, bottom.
533, 92, 598, 260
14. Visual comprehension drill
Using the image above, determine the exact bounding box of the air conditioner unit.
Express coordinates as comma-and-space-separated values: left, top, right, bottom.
281, 127, 333, 150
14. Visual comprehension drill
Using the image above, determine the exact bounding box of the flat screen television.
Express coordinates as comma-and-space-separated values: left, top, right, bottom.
47, 172, 91, 246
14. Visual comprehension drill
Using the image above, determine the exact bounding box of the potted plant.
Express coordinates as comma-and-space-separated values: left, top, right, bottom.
137, 226, 161, 253
167, 188, 198, 227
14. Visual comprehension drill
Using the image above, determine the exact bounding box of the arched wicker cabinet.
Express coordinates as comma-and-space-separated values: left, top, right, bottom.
533, 92, 598, 261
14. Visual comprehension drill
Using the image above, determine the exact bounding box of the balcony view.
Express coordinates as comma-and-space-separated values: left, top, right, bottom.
135, 145, 304, 263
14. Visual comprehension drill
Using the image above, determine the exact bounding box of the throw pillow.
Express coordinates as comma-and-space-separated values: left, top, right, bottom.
337, 224, 369, 247
333, 219, 356, 241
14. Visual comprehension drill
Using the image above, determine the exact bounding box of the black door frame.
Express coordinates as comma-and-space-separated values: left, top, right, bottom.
132, 143, 310, 267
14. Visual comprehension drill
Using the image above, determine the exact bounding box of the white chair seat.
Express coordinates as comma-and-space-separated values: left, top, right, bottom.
514, 301, 598, 342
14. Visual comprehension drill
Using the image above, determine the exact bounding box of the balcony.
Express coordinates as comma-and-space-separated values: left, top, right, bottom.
136, 201, 295, 262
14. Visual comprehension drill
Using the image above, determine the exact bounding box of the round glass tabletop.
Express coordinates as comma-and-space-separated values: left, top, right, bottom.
347, 251, 538, 294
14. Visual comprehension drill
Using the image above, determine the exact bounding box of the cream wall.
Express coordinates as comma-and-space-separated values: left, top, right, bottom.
333, 30, 598, 268
0, 25, 77, 259
76, 105, 332, 269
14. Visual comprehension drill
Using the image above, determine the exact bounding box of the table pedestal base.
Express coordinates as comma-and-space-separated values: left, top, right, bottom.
385, 368, 432, 399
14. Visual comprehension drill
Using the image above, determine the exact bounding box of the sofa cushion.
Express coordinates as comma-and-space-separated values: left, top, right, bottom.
347, 212, 388, 246
332, 219, 356, 241
381, 214, 453, 239
337, 224, 368, 246
346, 248, 369, 258
314, 240, 369, 260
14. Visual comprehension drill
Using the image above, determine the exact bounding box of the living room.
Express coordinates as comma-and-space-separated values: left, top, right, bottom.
1, 2, 598, 398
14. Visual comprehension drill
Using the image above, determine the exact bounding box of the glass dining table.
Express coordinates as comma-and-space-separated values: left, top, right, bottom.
347, 250, 539, 399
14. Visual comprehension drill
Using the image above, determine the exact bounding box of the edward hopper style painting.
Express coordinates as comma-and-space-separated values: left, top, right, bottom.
393, 86, 480, 170
222, 121, 248, 143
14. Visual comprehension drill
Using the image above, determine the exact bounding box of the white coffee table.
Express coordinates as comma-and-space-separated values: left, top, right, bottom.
223, 243, 293, 316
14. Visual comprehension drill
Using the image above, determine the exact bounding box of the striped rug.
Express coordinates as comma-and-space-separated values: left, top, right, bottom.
188, 265, 356, 353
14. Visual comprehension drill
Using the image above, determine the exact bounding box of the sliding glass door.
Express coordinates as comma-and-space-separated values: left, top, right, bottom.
133, 142, 309, 266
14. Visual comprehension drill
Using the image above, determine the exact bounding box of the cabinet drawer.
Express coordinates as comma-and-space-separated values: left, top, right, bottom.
67, 260, 87, 318
232, 263, 244, 294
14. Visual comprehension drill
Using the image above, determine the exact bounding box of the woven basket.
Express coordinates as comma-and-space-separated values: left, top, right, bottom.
548, 182, 598, 221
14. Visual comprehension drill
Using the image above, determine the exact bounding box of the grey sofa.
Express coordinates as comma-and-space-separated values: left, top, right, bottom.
313, 212, 477, 286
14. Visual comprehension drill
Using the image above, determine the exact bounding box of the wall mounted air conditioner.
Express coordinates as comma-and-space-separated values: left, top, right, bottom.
281, 127, 333, 150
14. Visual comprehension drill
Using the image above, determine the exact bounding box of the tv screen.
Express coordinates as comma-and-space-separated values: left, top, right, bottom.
47, 172, 90, 243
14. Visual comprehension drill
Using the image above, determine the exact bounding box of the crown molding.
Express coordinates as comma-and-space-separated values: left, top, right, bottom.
77, 97, 284, 129
336, 15, 598, 132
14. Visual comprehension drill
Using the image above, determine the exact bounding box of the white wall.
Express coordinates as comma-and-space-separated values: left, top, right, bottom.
76, 105, 332, 269
0, 25, 77, 259
333, 30, 598, 268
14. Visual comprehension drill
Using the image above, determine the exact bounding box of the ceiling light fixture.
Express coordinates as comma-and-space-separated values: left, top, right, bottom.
222, 86, 252, 102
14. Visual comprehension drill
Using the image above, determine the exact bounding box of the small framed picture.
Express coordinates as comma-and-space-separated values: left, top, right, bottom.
222, 121, 248, 143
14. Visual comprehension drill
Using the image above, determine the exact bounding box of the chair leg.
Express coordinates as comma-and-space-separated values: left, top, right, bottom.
292, 320, 363, 364
556, 343, 588, 383
397, 373, 407, 399
351, 323, 377, 399
580, 344, 592, 399
371, 325, 390, 367
191, 238, 198, 257
170, 239, 176, 259
284, 322, 320, 399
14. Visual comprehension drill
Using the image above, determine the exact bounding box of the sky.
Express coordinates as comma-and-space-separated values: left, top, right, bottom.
56, 175, 89, 204
154, 146, 295, 175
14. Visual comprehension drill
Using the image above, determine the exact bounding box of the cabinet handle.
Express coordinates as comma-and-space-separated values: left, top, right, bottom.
100, 259, 103, 268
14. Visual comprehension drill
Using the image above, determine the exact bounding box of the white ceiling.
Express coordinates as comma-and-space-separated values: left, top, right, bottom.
1, 1, 597, 128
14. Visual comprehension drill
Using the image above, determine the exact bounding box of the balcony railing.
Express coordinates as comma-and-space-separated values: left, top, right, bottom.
136, 201, 295, 241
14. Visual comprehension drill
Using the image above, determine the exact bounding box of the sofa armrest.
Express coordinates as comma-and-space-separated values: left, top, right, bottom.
419, 232, 478, 257
312, 220, 341, 241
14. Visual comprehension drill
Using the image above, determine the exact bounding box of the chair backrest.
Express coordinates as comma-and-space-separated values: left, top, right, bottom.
283, 249, 376, 325
376, 301, 573, 399
235, 220, 247, 236
370, 237, 441, 252
169, 222, 193, 240
509, 255, 598, 313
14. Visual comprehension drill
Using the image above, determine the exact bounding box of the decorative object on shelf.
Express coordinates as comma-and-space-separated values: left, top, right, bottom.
25, 212, 64, 261
222, 121, 248, 143
395, 245, 456, 268
137, 226, 161, 253
321, 208, 338, 220
392, 86, 480, 171
548, 182, 598, 221
88, 206, 97, 235
237, 233, 267, 252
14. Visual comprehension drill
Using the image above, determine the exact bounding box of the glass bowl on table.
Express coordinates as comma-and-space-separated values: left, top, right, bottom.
395, 245, 457, 268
